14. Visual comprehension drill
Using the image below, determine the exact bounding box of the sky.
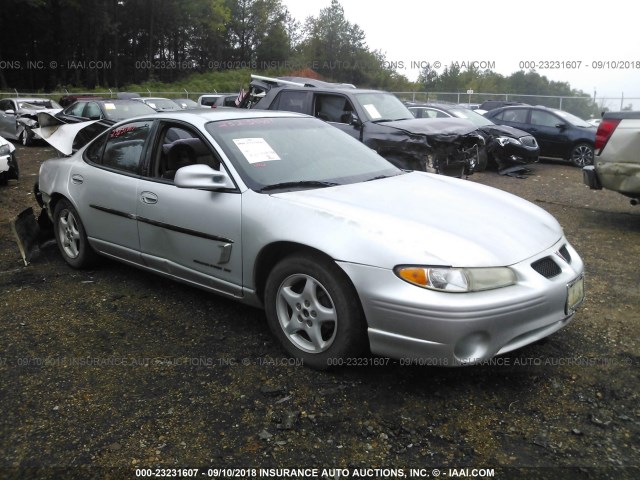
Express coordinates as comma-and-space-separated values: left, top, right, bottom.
281, 0, 640, 110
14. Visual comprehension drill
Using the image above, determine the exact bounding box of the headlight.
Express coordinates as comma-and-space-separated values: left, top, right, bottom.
496, 136, 522, 147
395, 266, 516, 292
0, 145, 10, 156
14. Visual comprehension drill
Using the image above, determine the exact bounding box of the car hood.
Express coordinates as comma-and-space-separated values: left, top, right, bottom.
375, 117, 479, 141
477, 124, 533, 139
267, 172, 562, 268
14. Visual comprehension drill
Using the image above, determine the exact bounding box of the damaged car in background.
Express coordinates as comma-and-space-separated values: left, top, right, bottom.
406, 102, 539, 176
34, 98, 157, 155
0, 135, 18, 185
0, 97, 62, 146
34, 109, 585, 369
240, 75, 484, 177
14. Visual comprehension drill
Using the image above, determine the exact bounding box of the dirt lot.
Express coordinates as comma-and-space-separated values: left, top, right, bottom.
1, 144, 639, 480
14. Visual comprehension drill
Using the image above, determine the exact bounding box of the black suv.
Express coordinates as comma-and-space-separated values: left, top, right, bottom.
484, 105, 596, 166
242, 76, 484, 177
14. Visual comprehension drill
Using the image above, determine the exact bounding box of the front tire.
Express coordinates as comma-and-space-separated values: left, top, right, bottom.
264, 253, 367, 370
53, 199, 98, 268
21, 127, 34, 146
570, 142, 594, 167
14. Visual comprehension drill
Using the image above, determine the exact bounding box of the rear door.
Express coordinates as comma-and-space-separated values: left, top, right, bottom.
69, 120, 154, 262
528, 109, 570, 157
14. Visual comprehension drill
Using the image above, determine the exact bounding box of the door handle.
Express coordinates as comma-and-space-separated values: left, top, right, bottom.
71, 174, 84, 184
140, 191, 158, 204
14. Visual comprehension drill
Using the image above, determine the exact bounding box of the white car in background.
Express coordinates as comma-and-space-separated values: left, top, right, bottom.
0, 135, 18, 185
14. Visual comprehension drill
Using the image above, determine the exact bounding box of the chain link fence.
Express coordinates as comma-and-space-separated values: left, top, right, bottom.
2, 89, 638, 118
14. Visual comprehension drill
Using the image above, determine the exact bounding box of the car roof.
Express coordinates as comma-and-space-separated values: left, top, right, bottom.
13, 98, 54, 103
251, 75, 382, 95
408, 102, 458, 109
110, 108, 307, 127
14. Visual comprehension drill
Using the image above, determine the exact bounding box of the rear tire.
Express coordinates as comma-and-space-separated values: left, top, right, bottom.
264, 253, 368, 370
53, 199, 98, 268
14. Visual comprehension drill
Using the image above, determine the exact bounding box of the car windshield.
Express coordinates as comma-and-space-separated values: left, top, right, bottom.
355, 93, 414, 122
448, 108, 494, 127
18, 100, 62, 109
101, 101, 156, 121
207, 116, 402, 192
553, 110, 592, 127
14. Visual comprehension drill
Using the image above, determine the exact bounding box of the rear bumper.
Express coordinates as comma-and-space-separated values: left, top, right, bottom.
584, 162, 640, 197
582, 165, 602, 190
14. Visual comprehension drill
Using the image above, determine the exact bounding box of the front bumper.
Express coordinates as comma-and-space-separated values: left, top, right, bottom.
339, 238, 584, 366
491, 143, 539, 168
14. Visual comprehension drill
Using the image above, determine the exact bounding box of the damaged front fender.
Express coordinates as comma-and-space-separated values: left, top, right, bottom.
364, 118, 484, 177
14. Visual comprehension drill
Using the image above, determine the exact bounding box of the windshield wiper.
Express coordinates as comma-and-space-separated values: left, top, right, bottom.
364, 173, 400, 182
258, 180, 339, 193
371, 117, 412, 123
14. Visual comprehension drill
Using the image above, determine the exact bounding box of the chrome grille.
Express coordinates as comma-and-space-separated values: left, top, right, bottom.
521, 136, 538, 148
531, 257, 562, 278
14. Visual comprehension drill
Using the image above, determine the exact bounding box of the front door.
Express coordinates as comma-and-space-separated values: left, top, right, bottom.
136, 122, 243, 297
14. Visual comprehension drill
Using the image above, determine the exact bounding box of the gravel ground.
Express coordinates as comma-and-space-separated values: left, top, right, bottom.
1, 145, 639, 480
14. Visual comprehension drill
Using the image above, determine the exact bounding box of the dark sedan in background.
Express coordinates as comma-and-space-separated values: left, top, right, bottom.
484, 105, 596, 167
406, 102, 539, 171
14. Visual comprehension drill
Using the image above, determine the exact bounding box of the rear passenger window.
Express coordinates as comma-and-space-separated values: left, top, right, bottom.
531, 110, 560, 127
500, 109, 528, 123
99, 121, 152, 174
274, 91, 307, 113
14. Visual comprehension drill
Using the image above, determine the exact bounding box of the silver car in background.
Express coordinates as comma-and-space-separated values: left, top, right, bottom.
37, 109, 585, 369
0, 97, 62, 145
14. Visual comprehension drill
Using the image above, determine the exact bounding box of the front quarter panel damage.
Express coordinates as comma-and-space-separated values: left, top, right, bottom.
363, 119, 484, 177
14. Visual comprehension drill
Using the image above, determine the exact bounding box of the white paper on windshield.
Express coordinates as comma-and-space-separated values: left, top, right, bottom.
104, 103, 116, 110
233, 138, 281, 164
363, 104, 381, 119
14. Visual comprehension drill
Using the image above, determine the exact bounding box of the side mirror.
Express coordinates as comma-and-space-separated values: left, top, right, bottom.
350, 112, 362, 128
174, 164, 235, 190
555, 123, 567, 130
5, 109, 15, 115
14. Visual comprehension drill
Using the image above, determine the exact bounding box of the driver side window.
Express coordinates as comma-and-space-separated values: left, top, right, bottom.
152, 124, 221, 181
315, 94, 355, 124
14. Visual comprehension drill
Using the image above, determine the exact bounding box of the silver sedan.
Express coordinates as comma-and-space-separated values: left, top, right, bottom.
38, 109, 585, 369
